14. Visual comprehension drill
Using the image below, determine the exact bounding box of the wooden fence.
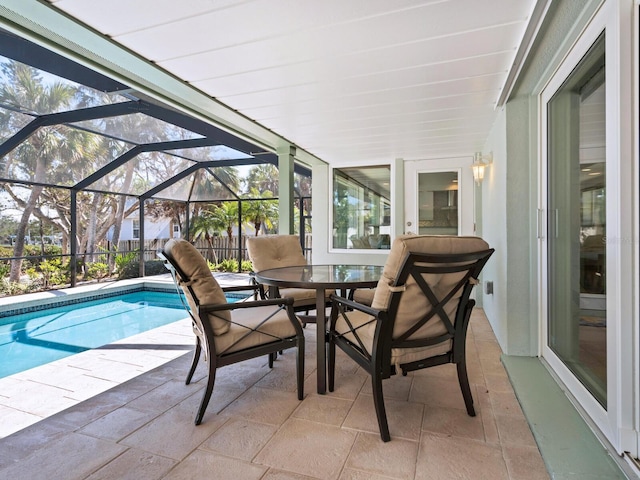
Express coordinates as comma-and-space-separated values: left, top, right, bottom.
99, 234, 313, 264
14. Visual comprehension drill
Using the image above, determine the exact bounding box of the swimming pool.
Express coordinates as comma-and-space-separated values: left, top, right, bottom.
0, 290, 245, 379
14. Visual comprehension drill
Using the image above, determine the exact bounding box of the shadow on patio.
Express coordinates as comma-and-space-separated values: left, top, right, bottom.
0, 309, 549, 480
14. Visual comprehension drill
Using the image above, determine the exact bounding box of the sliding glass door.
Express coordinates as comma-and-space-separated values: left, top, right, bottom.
546, 32, 607, 407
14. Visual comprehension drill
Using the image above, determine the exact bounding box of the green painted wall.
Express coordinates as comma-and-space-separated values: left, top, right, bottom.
482, 0, 604, 355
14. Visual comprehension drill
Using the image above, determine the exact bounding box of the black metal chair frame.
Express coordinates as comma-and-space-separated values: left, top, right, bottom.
327, 248, 494, 442
159, 250, 305, 425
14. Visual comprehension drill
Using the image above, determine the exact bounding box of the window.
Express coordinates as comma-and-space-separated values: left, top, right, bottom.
332, 166, 391, 250
132, 219, 140, 239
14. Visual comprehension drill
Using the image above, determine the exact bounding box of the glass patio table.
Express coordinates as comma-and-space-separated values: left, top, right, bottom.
255, 264, 383, 394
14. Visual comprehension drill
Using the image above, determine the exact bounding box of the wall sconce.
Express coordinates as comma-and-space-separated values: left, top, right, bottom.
472, 151, 493, 185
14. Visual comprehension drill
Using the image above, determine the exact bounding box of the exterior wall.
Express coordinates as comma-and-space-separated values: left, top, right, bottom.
483, 0, 605, 356
479, 107, 509, 349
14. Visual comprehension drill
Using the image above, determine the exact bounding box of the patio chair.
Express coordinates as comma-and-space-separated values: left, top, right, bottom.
327, 235, 494, 441
159, 238, 305, 425
246, 234, 332, 325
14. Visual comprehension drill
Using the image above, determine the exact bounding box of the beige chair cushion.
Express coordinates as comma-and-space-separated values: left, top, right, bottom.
353, 288, 375, 306
247, 235, 331, 307
164, 238, 231, 335
214, 304, 298, 355
335, 310, 451, 366
336, 235, 489, 366
246, 235, 307, 271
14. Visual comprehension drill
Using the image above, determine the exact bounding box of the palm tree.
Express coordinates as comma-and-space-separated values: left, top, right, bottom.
209, 201, 239, 259
190, 210, 218, 263
243, 187, 278, 236
245, 163, 279, 195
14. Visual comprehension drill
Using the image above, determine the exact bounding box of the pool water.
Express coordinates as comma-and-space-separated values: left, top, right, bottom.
0, 290, 227, 379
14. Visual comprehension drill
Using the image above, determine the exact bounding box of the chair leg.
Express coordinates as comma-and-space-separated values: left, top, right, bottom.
296, 338, 305, 400
195, 357, 217, 425
186, 339, 201, 385
456, 361, 476, 417
268, 352, 275, 368
372, 374, 391, 442
327, 335, 336, 392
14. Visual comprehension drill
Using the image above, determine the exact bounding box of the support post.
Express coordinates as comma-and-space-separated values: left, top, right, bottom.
277, 144, 296, 234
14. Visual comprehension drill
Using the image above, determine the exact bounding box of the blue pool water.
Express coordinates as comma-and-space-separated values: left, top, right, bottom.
0, 290, 243, 379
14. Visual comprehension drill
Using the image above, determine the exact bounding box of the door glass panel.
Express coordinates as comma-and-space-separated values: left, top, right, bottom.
547, 33, 606, 406
418, 171, 458, 235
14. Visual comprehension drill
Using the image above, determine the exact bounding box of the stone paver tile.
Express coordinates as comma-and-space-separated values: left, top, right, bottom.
263, 469, 320, 480
415, 434, 509, 480
85, 448, 177, 480
200, 417, 277, 461
125, 379, 198, 414
0, 417, 73, 468
489, 390, 524, 417
222, 387, 303, 425
311, 371, 367, 401
163, 449, 267, 480
79, 406, 159, 441
339, 468, 399, 480
120, 395, 228, 460
476, 387, 500, 444
503, 444, 551, 480
345, 432, 418, 479
0, 432, 126, 480
409, 375, 478, 412
0, 404, 42, 439
422, 404, 485, 441
292, 394, 353, 426
495, 413, 537, 446
255, 364, 300, 392
359, 373, 413, 400
342, 394, 423, 441
254, 418, 357, 479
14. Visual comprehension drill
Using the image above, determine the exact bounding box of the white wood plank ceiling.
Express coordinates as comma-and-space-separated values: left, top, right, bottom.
45, 0, 539, 165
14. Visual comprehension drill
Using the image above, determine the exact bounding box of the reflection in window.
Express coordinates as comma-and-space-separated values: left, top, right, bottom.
547, 32, 606, 406
418, 171, 459, 235
332, 166, 391, 250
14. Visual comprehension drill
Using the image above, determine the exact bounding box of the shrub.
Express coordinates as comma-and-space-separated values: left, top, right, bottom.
24, 258, 70, 289
212, 258, 238, 272
115, 251, 137, 275
85, 262, 110, 281
0, 278, 34, 296
117, 259, 167, 279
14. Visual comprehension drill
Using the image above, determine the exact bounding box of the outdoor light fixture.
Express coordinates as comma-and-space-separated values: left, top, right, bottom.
472, 151, 493, 185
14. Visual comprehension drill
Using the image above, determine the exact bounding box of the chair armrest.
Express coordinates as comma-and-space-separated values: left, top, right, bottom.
221, 284, 260, 294
199, 296, 295, 313
330, 293, 383, 317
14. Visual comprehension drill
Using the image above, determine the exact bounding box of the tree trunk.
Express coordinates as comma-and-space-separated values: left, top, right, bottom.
9, 184, 44, 282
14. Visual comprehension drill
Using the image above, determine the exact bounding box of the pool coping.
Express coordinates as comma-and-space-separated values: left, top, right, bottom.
0, 277, 176, 318
0, 273, 253, 318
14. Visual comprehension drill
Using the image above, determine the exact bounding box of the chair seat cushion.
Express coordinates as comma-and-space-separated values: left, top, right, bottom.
277, 287, 333, 308
214, 305, 298, 355
165, 238, 231, 335
334, 310, 451, 368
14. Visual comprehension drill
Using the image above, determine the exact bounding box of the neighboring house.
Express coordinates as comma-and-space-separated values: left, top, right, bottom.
107, 212, 176, 242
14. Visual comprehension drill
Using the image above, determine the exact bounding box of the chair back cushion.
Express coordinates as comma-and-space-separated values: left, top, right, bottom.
246, 235, 307, 271
163, 238, 231, 335
372, 235, 490, 341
